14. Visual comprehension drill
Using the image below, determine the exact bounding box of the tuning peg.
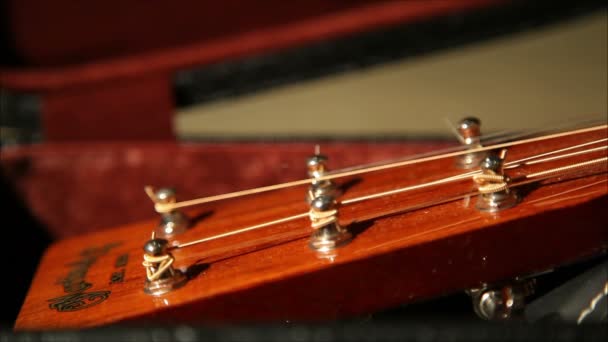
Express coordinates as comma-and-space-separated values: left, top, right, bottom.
468, 279, 536, 320
306, 147, 338, 204
145, 186, 190, 238
308, 194, 352, 255
455, 116, 486, 169
307, 153, 328, 178
473, 150, 519, 212
142, 234, 187, 296
305, 148, 352, 256
457, 117, 482, 145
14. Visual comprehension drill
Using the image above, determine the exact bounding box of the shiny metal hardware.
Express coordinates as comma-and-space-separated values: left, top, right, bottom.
458, 117, 482, 145
308, 195, 352, 254
305, 148, 352, 255
474, 151, 519, 212
456, 117, 485, 169
306, 150, 338, 204
468, 280, 536, 320
307, 153, 329, 178
148, 187, 190, 238
142, 235, 187, 296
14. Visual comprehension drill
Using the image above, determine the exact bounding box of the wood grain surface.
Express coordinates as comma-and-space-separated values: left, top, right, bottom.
15, 128, 608, 329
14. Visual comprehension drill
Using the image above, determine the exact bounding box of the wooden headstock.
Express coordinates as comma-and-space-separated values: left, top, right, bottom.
15, 124, 607, 329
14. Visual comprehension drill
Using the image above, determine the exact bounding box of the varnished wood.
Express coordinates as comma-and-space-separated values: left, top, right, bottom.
15, 127, 608, 329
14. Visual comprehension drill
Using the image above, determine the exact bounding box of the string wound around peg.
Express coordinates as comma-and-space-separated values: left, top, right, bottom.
144, 186, 190, 238
305, 151, 352, 256
142, 235, 188, 296
474, 149, 519, 212
308, 195, 352, 256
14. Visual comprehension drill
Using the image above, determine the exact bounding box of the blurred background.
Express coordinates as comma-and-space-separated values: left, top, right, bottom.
0, 0, 606, 331
1, 0, 606, 143
175, 8, 607, 139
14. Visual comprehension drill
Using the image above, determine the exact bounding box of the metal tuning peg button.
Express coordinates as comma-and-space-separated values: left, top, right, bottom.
146, 187, 190, 238
306, 148, 338, 204
473, 150, 519, 212
468, 280, 536, 320
142, 235, 187, 296
308, 194, 352, 255
456, 117, 485, 169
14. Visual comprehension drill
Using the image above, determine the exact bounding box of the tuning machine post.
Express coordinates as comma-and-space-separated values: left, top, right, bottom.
468, 279, 536, 320
142, 234, 188, 296
306, 152, 339, 203
474, 150, 519, 212
309, 194, 352, 253
305, 149, 352, 256
455, 117, 486, 169
145, 187, 190, 238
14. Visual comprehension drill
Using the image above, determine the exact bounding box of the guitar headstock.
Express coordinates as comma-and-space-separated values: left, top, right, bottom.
15, 120, 607, 329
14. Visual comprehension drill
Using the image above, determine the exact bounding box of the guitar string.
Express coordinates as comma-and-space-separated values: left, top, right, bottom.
366, 139, 608, 194
170, 168, 484, 249
164, 141, 608, 250
319, 126, 535, 176
155, 124, 607, 213
520, 145, 607, 166
348, 164, 607, 227
166, 139, 608, 247
504, 138, 607, 168
346, 142, 608, 205
174, 213, 309, 249
345, 154, 607, 205
481, 117, 605, 146
170, 155, 607, 250
341, 172, 475, 205
280, 118, 607, 175
155, 125, 606, 212
525, 156, 607, 179
189, 178, 608, 261
445, 117, 603, 146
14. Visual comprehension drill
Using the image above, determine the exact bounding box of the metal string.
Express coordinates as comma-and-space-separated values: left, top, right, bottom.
170, 153, 607, 250
153, 124, 607, 213
504, 138, 607, 168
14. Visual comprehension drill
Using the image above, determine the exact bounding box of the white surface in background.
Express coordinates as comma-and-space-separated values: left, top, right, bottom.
176, 12, 608, 138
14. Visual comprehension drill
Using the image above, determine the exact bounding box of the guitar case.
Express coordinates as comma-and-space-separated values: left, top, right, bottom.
0, 0, 606, 333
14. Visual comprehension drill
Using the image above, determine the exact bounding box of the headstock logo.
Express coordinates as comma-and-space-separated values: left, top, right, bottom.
48, 242, 122, 312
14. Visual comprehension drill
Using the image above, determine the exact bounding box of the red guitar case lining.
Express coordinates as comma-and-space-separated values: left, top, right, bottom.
1, 0, 504, 141
1, 141, 453, 238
